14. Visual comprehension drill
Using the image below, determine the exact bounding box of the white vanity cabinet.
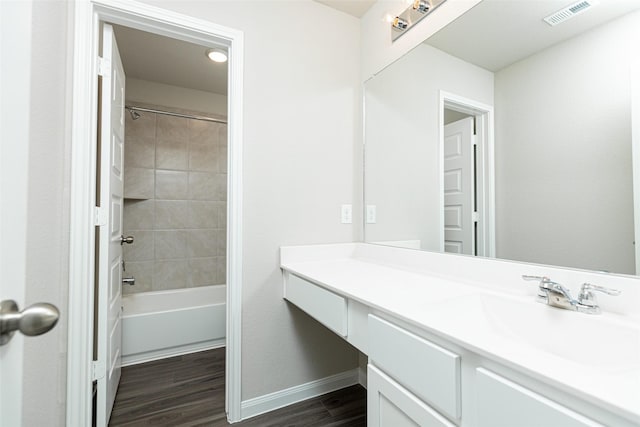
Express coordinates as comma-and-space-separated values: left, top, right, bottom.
284, 272, 348, 336
368, 364, 456, 427
283, 272, 370, 353
368, 314, 460, 427
475, 368, 603, 427
279, 249, 639, 427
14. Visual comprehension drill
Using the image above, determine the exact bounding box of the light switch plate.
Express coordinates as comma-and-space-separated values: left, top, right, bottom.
341, 204, 352, 224
366, 205, 376, 224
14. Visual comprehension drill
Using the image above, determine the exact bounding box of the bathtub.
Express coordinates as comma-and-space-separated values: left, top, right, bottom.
121, 285, 226, 366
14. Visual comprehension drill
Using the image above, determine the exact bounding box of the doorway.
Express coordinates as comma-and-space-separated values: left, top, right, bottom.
439, 91, 495, 258
68, 2, 244, 425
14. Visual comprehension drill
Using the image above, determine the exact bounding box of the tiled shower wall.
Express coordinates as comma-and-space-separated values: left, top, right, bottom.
122, 105, 227, 294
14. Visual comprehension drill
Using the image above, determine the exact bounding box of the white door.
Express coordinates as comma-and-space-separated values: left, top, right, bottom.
0, 1, 30, 423
443, 117, 475, 255
96, 22, 126, 427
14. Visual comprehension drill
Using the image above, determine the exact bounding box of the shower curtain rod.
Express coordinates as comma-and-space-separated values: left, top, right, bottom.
125, 105, 227, 124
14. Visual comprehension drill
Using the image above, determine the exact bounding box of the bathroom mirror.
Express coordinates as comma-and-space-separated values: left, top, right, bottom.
364, 0, 640, 276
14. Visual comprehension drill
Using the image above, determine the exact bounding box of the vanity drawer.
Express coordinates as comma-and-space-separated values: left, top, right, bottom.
368, 315, 461, 420
284, 273, 347, 336
476, 368, 603, 427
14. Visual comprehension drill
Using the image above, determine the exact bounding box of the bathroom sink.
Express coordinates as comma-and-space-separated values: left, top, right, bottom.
430, 294, 640, 372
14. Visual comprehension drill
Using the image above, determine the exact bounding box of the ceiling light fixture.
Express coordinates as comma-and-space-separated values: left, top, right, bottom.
206, 48, 228, 63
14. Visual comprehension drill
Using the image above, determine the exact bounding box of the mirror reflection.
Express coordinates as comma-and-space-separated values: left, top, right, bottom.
364, 0, 640, 275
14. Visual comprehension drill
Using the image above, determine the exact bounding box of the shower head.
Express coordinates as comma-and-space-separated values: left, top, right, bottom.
128, 108, 141, 120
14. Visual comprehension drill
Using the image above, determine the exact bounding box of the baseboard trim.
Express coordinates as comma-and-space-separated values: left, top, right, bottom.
121, 339, 225, 367
240, 368, 359, 421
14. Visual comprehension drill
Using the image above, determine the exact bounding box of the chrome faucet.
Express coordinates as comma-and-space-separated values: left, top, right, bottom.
522, 275, 620, 314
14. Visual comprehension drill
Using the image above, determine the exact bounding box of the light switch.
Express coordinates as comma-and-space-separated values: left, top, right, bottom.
341, 204, 352, 224
366, 205, 376, 224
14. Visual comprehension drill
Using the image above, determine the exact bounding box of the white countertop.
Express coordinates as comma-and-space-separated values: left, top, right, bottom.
280, 243, 640, 424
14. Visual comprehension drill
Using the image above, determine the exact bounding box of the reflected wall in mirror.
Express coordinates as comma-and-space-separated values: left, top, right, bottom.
364, 0, 640, 275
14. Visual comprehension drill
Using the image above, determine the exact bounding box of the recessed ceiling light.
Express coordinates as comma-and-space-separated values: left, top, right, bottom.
206, 48, 228, 63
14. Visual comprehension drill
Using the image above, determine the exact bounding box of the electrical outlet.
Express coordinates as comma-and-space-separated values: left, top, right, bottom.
366, 205, 376, 224
341, 204, 352, 224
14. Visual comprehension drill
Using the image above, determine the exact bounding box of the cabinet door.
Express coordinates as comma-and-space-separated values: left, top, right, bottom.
369, 315, 461, 419
368, 365, 456, 427
476, 368, 603, 427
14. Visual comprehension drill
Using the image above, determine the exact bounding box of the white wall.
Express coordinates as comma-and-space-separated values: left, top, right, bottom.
126, 78, 228, 117
137, 0, 362, 402
494, 13, 637, 274
365, 43, 493, 250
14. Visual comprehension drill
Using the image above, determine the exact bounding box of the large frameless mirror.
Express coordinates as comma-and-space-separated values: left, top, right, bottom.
364, 0, 640, 276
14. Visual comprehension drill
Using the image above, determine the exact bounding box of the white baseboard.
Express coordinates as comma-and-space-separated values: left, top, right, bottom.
240, 368, 359, 421
121, 339, 225, 367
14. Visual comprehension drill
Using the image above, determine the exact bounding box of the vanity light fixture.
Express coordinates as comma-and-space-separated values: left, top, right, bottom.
391, 0, 446, 42
206, 48, 228, 63
392, 17, 409, 31
413, 0, 430, 14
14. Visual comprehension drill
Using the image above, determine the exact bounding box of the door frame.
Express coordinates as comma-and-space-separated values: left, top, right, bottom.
67, 0, 244, 424
439, 91, 495, 258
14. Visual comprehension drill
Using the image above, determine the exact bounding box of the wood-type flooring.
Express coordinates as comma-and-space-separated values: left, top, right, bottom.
109, 348, 366, 426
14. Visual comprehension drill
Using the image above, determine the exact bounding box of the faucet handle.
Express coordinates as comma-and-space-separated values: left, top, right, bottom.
579, 283, 621, 297
522, 275, 553, 303
522, 275, 550, 283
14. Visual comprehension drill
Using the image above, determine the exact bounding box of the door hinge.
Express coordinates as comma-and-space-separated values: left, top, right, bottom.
97, 56, 110, 77
471, 135, 478, 146
94, 206, 108, 226
472, 211, 480, 222
92, 360, 105, 381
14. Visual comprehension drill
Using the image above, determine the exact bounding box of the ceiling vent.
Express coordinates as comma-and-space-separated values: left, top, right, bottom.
543, 0, 599, 26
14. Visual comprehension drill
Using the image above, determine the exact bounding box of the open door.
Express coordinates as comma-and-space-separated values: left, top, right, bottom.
443, 117, 475, 255
95, 22, 125, 427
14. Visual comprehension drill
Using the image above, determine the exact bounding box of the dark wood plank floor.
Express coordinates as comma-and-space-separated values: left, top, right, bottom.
109, 348, 366, 426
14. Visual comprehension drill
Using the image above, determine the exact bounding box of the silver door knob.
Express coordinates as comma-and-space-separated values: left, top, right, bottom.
0, 299, 59, 346
122, 277, 135, 286
120, 235, 134, 245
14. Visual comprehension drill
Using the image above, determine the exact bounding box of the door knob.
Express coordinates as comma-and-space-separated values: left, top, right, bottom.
120, 235, 134, 245
0, 299, 60, 346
